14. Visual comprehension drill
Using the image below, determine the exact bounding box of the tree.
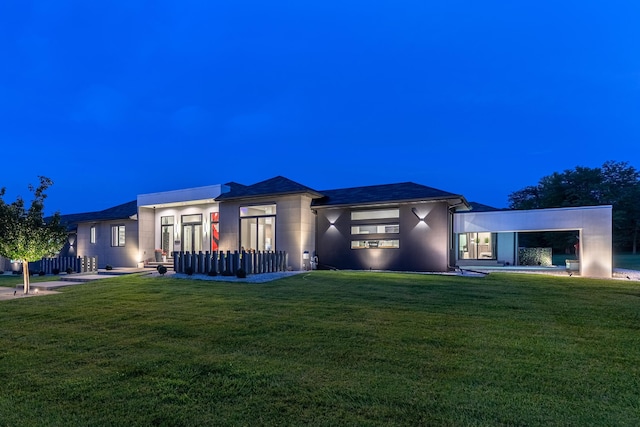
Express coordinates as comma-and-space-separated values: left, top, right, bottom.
508, 161, 640, 252
0, 177, 67, 294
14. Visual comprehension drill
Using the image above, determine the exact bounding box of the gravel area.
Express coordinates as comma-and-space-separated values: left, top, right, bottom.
147, 270, 306, 283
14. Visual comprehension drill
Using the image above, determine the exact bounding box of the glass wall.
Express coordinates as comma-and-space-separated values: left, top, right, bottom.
458, 232, 496, 260
240, 204, 276, 252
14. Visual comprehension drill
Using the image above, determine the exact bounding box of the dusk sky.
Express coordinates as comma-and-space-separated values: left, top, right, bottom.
1, 1, 638, 215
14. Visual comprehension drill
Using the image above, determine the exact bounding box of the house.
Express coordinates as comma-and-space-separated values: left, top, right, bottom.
58, 200, 139, 268
57, 176, 612, 278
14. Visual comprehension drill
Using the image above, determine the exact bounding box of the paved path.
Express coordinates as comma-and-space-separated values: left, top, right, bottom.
0, 268, 152, 301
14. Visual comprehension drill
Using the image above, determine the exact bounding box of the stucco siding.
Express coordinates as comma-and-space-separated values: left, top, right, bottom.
76, 219, 139, 268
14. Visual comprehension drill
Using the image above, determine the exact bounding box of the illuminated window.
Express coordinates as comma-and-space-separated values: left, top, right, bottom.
111, 225, 125, 247
240, 204, 276, 251
240, 204, 276, 217
351, 224, 399, 235
161, 216, 174, 255
90, 226, 96, 244
458, 232, 496, 260
210, 212, 219, 251
351, 240, 400, 249
351, 209, 399, 220
182, 214, 202, 253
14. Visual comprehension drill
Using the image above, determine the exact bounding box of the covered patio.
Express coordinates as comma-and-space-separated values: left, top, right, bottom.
453, 205, 613, 278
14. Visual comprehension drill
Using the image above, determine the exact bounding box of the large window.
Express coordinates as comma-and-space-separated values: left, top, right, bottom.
351, 224, 399, 235
161, 216, 174, 255
210, 212, 219, 251
240, 204, 276, 252
351, 209, 399, 221
182, 214, 202, 253
111, 225, 125, 247
350, 208, 400, 250
351, 240, 400, 249
459, 232, 496, 260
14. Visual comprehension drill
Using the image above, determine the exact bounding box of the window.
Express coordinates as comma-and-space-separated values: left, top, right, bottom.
90, 226, 96, 244
350, 208, 400, 249
161, 216, 174, 255
182, 214, 203, 253
240, 204, 276, 252
240, 204, 276, 217
351, 209, 399, 221
111, 225, 125, 247
459, 232, 496, 260
210, 212, 219, 251
351, 240, 400, 249
351, 224, 399, 235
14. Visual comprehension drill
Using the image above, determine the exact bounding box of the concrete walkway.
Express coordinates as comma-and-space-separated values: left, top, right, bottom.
0, 268, 153, 301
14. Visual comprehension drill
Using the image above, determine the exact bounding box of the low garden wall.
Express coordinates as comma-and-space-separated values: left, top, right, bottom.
518, 247, 553, 266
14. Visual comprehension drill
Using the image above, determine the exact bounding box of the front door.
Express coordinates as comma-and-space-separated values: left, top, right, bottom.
181, 214, 203, 253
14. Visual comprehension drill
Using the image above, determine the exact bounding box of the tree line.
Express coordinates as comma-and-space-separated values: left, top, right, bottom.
508, 160, 640, 253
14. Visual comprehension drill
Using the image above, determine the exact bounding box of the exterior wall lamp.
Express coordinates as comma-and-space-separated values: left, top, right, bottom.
411, 207, 426, 222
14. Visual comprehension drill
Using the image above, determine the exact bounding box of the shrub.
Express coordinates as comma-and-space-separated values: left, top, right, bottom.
65, 267, 73, 274
12, 271, 20, 275
0, 270, 4, 275
157, 265, 167, 276
221, 270, 234, 277
207, 269, 218, 277
52, 268, 60, 275
38, 271, 45, 276
236, 268, 246, 279
185, 267, 194, 276
105, 265, 113, 271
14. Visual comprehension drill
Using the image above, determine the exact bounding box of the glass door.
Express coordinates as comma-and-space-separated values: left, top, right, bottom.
181, 214, 203, 253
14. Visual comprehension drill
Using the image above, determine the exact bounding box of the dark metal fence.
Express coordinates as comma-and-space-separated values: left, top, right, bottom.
173, 250, 288, 275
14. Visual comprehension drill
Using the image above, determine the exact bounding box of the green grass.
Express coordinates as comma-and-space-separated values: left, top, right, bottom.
1, 271, 639, 426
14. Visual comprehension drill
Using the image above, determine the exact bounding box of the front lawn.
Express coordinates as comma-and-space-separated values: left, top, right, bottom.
0, 271, 638, 425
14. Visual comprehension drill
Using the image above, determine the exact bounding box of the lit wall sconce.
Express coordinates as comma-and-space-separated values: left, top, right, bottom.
411, 207, 426, 222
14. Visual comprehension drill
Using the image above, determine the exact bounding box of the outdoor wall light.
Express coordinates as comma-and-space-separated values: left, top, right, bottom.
411, 207, 426, 222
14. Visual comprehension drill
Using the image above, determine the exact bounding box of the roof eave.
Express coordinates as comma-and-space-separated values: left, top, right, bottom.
216, 189, 325, 202
313, 195, 470, 209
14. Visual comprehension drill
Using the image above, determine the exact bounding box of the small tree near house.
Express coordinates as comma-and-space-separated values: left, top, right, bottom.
0, 177, 67, 294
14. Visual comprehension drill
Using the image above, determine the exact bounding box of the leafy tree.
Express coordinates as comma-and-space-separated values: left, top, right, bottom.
508, 161, 640, 253
0, 177, 67, 294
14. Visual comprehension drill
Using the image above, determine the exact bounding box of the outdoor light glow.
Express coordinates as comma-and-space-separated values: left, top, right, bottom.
325, 211, 342, 226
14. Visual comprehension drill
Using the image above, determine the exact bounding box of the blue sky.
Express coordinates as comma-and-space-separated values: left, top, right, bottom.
1, 1, 638, 214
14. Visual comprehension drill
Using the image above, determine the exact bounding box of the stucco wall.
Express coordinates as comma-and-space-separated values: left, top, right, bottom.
76, 219, 139, 268
138, 207, 155, 262
218, 201, 240, 253
217, 194, 316, 270
275, 194, 316, 270
315, 201, 451, 272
